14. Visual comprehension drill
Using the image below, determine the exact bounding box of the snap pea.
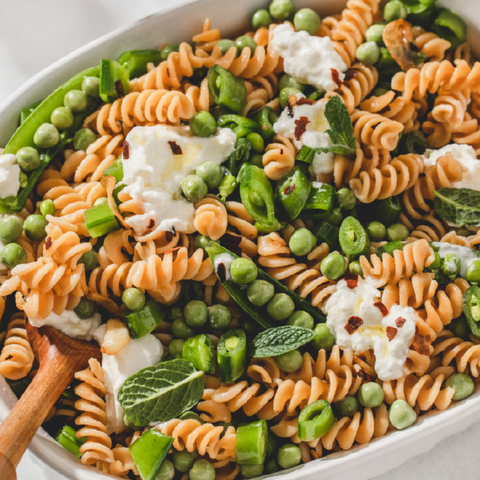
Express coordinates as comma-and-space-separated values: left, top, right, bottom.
182, 334, 216, 373
0, 65, 101, 213
19, 101, 41, 125
433, 8, 467, 48
55, 425, 87, 458
312, 222, 340, 250
217, 329, 247, 383
207, 65, 247, 114
235, 420, 268, 465
276, 167, 311, 221
218, 114, 258, 139
227, 137, 252, 176
99, 59, 130, 103
297, 400, 335, 442
295, 145, 316, 165
218, 174, 237, 202
253, 106, 278, 142
339, 216, 370, 260
117, 49, 161, 79
375, 240, 404, 257
301, 183, 336, 219
124, 298, 165, 338
358, 196, 402, 227
463, 286, 480, 339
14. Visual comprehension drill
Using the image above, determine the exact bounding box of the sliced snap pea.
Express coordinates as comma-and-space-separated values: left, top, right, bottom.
301, 183, 336, 219
207, 65, 247, 114
312, 222, 339, 250
463, 286, 480, 338
253, 106, 278, 142
276, 167, 311, 221
339, 216, 370, 260
99, 59, 130, 103
117, 49, 161, 79
433, 8, 467, 48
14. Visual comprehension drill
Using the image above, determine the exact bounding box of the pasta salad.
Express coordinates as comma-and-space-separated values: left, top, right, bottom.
1, 0, 480, 479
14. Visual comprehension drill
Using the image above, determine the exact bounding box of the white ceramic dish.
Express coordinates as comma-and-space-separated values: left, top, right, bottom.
1, 0, 480, 478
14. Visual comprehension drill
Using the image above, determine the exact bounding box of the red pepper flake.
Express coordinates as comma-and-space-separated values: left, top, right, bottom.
294, 116, 310, 141
378, 105, 391, 115
297, 97, 316, 106
280, 149, 284, 155
284, 184, 295, 195
412, 327, 431, 355
123, 141, 130, 160
168, 141, 183, 155
287, 104, 294, 118
344, 274, 359, 289
45, 237, 52, 250
331, 68, 343, 88
345, 69, 359, 81
217, 263, 227, 283
374, 301, 389, 316
148, 219, 155, 229
395, 317, 406, 328
114, 79, 125, 98
345, 316, 363, 335
386, 326, 398, 341
357, 369, 373, 382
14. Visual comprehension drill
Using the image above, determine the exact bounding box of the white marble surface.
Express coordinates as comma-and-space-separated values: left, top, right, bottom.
1, 0, 479, 479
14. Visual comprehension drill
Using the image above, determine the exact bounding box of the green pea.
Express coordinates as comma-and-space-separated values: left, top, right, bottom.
78, 249, 98, 272
289, 228, 317, 256
311, 323, 335, 351
356, 41, 380, 64
365, 24, 386, 45
279, 74, 305, 92
442, 253, 461, 278
249, 191, 265, 208
267, 293, 295, 321
23, 214, 48, 241
74, 297, 96, 319
294, 8, 321, 35
326, 208, 343, 227
82, 76, 100, 98
279, 87, 302, 109
389, 399, 417, 430
287, 311, 314, 330
172, 317, 196, 339
161, 44, 180, 60
0, 243, 27, 269
466, 260, 480, 284
19, 172, 27, 188
348, 259, 363, 277
449, 316, 470, 340
241, 465, 264, 479
93, 197, 108, 207
252, 9, 273, 29
277, 443, 301, 469
235, 35, 257, 58
242, 319, 258, 337
265, 457, 282, 474
358, 382, 384, 408
194, 235, 212, 254
16, 147, 40, 172
366, 221, 387, 242
384, 0, 407, 22
74, 128, 97, 151
208, 304, 231, 329
334, 395, 359, 418
122, 287, 145, 311
0, 216, 23, 244
249, 154, 263, 168
167, 306, 184, 323
276, 350, 303, 373
372, 87, 390, 97
34, 123, 59, 149
321, 252, 347, 281
215, 40, 235, 56
247, 132, 264, 153
50, 106, 74, 130
181, 175, 208, 203
230, 258, 257, 285
196, 162, 223, 189
189, 459, 215, 480
190, 111, 217, 138
156, 459, 175, 480
184, 300, 208, 328
386, 223, 409, 242
337, 188, 356, 211
172, 450, 198, 473
269, 0, 296, 20
39, 199, 55, 217
64, 89, 88, 112
247, 279, 275, 306
446, 373, 474, 400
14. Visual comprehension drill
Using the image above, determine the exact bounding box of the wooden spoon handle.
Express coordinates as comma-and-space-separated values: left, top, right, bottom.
0, 359, 74, 479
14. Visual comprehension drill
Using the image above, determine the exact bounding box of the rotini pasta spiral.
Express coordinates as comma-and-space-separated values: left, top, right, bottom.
262, 135, 296, 181
412, 27, 451, 62
74, 358, 114, 465
224, 201, 258, 259
194, 196, 228, 241
0, 313, 34, 380
452, 113, 480, 157
100, 445, 139, 477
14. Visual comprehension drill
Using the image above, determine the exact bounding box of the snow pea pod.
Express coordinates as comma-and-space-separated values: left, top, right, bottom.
20, 101, 41, 125
276, 167, 311, 221
0, 66, 101, 213
227, 137, 252, 176
253, 106, 278, 141
218, 114, 258, 138
207, 65, 247, 114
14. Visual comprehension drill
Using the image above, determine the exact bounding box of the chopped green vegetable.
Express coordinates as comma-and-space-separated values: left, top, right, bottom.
84, 203, 119, 238
124, 299, 165, 338
118, 49, 161, 79
99, 59, 130, 103
55, 425, 86, 458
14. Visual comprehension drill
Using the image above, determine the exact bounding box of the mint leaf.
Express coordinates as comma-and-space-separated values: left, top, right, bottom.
118, 359, 204, 426
434, 188, 480, 226
316, 95, 356, 156
248, 326, 316, 358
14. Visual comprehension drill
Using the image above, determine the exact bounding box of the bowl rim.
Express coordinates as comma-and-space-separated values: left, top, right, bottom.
1, 0, 480, 479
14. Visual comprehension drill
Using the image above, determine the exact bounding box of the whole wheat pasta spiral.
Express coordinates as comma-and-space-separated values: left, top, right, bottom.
74, 358, 114, 465
262, 135, 296, 181
194, 196, 228, 241
0, 313, 34, 380
157, 419, 236, 460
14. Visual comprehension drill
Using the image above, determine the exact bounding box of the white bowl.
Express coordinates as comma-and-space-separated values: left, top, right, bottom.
1, 0, 480, 479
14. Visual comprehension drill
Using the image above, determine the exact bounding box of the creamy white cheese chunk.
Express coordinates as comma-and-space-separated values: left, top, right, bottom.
122, 125, 236, 236
0, 154, 21, 199
423, 144, 480, 191
274, 93, 334, 176
271, 23, 347, 92
213, 252, 235, 281
94, 324, 163, 434
28, 310, 101, 341
325, 277, 416, 381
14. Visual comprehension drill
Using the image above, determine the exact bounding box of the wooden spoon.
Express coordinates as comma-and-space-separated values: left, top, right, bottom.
0, 317, 101, 480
